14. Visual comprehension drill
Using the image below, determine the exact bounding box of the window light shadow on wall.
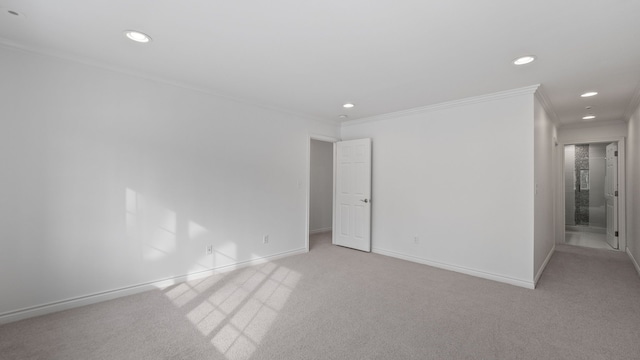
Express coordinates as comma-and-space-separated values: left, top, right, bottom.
126, 188, 177, 261
187, 220, 238, 274
126, 187, 301, 359
126, 188, 239, 270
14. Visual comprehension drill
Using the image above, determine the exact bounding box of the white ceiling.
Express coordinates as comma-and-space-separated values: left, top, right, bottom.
1, 0, 640, 126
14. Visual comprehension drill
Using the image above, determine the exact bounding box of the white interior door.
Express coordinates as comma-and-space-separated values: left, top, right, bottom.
605, 142, 618, 249
334, 138, 371, 252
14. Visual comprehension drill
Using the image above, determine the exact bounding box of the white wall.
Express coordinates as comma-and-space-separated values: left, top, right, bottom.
627, 102, 640, 274
0, 45, 339, 319
533, 95, 557, 283
341, 88, 536, 287
309, 140, 333, 233
558, 121, 628, 143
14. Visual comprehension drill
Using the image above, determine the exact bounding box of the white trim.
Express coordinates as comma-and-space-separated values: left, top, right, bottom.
534, 86, 559, 124
309, 227, 332, 235
342, 84, 540, 127
623, 80, 640, 121
332, 143, 337, 246
627, 248, 640, 277
309, 134, 340, 143
0, 248, 306, 325
372, 247, 535, 289
305, 135, 340, 253
556, 137, 627, 251
0, 40, 336, 127
534, 245, 556, 286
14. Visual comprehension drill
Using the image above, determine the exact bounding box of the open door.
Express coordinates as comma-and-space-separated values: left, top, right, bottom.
605, 142, 618, 249
334, 138, 371, 252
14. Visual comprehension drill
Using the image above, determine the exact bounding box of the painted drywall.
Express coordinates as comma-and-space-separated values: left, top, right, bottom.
627, 102, 640, 274
341, 89, 536, 287
533, 95, 557, 282
0, 45, 339, 318
309, 140, 333, 233
564, 145, 576, 225
588, 143, 606, 229
557, 122, 628, 142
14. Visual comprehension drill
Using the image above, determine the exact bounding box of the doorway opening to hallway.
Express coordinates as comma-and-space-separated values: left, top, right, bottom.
563, 142, 620, 251
307, 137, 336, 251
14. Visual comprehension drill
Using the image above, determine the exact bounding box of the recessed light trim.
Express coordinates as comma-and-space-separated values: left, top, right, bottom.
582, 115, 596, 120
581, 91, 598, 98
343, 103, 355, 109
513, 55, 536, 65
3, 8, 25, 18
124, 30, 152, 43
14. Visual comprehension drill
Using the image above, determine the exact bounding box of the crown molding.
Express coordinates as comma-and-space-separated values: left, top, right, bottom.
533, 85, 559, 124
622, 80, 640, 121
341, 84, 541, 128
0, 38, 339, 127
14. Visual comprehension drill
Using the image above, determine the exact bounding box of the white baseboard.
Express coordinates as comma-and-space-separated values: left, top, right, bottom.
309, 227, 332, 235
372, 247, 535, 289
627, 248, 640, 277
0, 248, 306, 325
534, 245, 556, 287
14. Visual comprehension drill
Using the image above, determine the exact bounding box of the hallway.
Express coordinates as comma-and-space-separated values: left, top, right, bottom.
565, 231, 615, 251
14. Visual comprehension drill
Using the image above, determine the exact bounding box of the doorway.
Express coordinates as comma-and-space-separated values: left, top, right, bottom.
563, 142, 620, 250
306, 136, 337, 251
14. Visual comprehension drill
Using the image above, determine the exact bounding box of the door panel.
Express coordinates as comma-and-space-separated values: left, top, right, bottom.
340, 205, 349, 236
605, 143, 618, 249
334, 139, 371, 252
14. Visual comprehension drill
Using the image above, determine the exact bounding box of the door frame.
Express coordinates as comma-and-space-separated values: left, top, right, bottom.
305, 134, 340, 252
556, 136, 626, 251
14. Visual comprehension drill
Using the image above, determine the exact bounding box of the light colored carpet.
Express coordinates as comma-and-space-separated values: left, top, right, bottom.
2, 233, 640, 359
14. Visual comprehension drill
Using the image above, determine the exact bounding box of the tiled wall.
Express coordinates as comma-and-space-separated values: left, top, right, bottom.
574, 144, 589, 225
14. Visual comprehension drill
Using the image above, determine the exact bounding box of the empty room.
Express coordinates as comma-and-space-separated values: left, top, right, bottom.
2, 1, 640, 359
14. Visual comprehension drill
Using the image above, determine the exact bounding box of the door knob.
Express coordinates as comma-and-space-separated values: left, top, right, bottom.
360, 199, 369, 203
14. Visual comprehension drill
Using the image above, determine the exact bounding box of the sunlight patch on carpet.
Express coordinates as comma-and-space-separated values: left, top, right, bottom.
164, 262, 301, 360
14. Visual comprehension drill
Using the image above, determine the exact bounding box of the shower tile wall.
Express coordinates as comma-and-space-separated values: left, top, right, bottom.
564, 146, 576, 226
575, 144, 589, 225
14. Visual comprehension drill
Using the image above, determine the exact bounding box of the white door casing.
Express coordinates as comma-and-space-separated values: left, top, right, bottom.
605, 142, 618, 249
334, 139, 372, 252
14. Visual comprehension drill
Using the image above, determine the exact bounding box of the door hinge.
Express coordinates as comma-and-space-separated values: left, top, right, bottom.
615, 231, 619, 237
614, 150, 618, 156
615, 190, 618, 197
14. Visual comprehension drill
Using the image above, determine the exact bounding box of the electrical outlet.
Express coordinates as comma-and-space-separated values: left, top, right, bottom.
413, 236, 419, 245
206, 245, 213, 255
263, 235, 269, 244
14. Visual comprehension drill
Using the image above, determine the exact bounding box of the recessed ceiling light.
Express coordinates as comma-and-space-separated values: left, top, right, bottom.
343, 103, 355, 109
124, 30, 152, 43
3, 9, 25, 18
513, 55, 536, 65
581, 91, 598, 97
582, 115, 596, 120
338, 115, 348, 119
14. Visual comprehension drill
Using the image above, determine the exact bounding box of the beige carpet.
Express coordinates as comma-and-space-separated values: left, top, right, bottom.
2, 233, 640, 359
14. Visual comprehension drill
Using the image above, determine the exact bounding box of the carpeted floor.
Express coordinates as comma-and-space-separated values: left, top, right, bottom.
1, 232, 640, 360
